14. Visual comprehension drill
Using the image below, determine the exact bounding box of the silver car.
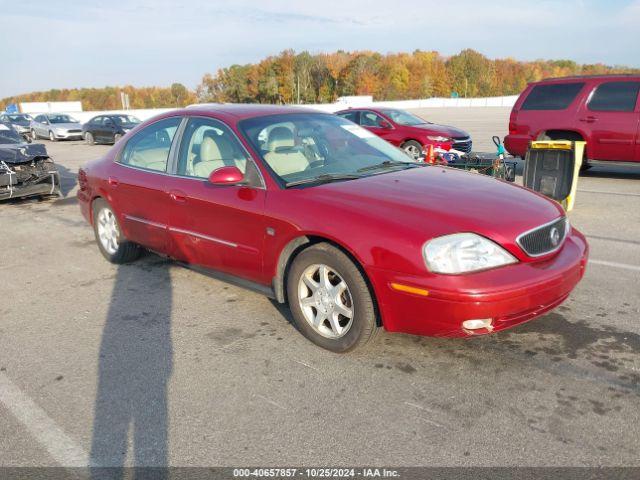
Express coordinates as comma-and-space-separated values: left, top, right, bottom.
31, 113, 84, 141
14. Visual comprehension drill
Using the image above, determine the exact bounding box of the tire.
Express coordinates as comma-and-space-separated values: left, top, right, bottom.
286, 243, 378, 352
49, 130, 57, 142
85, 132, 94, 145
113, 133, 122, 143
92, 198, 141, 264
31, 129, 38, 140
401, 140, 423, 160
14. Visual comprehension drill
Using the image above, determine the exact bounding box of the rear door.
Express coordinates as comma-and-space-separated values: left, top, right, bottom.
579, 80, 640, 162
109, 116, 182, 253
164, 116, 267, 282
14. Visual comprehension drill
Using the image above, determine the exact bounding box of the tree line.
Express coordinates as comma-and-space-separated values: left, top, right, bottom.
3, 49, 638, 110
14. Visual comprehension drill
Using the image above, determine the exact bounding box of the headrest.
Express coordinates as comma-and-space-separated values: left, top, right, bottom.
200, 132, 235, 161
267, 127, 294, 152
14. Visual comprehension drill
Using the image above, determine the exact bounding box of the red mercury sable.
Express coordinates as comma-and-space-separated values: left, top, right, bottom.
78, 105, 588, 352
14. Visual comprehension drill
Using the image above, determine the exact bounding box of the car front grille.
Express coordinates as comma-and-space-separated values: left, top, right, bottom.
517, 217, 568, 257
67, 129, 82, 133
452, 137, 472, 153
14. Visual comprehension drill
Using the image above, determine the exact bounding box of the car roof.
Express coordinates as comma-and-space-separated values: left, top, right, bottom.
183, 103, 322, 120
531, 74, 640, 85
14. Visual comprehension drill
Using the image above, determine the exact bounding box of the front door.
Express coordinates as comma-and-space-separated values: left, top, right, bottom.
165, 116, 266, 283
359, 110, 396, 144
578, 81, 640, 162
109, 116, 182, 253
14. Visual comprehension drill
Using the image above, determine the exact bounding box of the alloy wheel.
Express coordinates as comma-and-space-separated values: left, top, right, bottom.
97, 208, 119, 255
404, 144, 421, 159
297, 264, 354, 339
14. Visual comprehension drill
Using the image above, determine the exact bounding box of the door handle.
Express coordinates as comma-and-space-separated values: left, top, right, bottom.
168, 190, 187, 202
579, 116, 598, 123
108, 177, 119, 187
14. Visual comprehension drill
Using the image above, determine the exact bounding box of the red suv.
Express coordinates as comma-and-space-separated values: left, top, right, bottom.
336, 107, 471, 159
505, 75, 640, 164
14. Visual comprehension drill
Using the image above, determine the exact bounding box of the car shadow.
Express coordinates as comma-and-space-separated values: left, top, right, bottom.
90, 256, 173, 479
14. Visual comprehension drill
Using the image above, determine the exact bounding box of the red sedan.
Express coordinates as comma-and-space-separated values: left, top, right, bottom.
78, 105, 588, 352
335, 107, 472, 159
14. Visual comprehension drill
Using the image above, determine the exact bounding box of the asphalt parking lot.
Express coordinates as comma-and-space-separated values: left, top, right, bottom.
1, 108, 639, 468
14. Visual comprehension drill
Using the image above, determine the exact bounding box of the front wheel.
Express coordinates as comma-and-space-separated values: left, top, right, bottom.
287, 243, 378, 352
85, 132, 94, 145
31, 129, 38, 140
92, 198, 141, 264
49, 130, 57, 142
402, 140, 423, 160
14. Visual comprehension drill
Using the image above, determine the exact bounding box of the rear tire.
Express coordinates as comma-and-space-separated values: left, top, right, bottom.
85, 132, 94, 145
287, 243, 378, 352
114, 133, 122, 143
92, 198, 141, 264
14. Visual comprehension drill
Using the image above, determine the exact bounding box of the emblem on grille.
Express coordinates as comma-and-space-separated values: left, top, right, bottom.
549, 227, 561, 247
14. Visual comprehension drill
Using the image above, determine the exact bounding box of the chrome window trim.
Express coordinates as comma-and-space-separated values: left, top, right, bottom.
515, 216, 568, 258
171, 115, 266, 190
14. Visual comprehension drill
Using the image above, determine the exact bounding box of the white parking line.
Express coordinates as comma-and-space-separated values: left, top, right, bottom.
590, 259, 640, 272
0, 371, 90, 467
578, 189, 640, 198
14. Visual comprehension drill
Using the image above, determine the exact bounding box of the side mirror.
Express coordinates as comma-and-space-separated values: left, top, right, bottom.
379, 120, 392, 129
208, 166, 245, 185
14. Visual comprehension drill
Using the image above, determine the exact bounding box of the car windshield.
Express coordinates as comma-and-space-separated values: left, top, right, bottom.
380, 109, 428, 126
239, 113, 419, 187
49, 114, 78, 124
0, 124, 23, 144
7, 114, 32, 124
112, 115, 141, 125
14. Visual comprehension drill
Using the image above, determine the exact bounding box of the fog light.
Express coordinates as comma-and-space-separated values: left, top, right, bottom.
462, 318, 493, 330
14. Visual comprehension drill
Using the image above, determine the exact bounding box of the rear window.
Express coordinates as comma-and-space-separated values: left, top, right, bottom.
588, 81, 640, 112
521, 83, 585, 110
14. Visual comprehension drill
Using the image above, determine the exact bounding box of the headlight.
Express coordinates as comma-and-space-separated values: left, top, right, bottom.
427, 135, 451, 142
423, 233, 517, 274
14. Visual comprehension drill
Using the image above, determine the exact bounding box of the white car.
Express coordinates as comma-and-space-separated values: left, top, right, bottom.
31, 113, 83, 141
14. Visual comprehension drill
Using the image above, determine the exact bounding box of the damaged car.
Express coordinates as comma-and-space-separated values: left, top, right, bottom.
0, 123, 61, 201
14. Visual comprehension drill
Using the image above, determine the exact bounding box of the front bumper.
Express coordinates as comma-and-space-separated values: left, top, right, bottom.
53, 130, 83, 140
0, 171, 61, 201
369, 229, 588, 337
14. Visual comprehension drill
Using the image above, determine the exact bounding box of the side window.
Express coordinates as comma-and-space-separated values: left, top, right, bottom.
337, 111, 359, 123
521, 83, 585, 110
119, 117, 180, 172
361, 111, 385, 127
177, 117, 262, 186
92, 117, 103, 125
588, 81, 640, 112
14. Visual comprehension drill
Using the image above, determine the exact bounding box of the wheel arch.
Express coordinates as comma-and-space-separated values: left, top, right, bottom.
537, 129, 589, 157
273, 235, 383, 327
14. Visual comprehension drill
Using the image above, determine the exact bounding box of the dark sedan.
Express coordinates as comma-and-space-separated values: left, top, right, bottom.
83, 114, 141, 145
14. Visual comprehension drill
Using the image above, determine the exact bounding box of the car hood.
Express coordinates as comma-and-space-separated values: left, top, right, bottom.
0, 142, 49, 164
51, 123, 82, 130
297, 166, 563, 249
407, 123, 469, 138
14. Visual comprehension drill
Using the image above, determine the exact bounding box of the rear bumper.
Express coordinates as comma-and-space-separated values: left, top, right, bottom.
504, 134, 532, 158
369, 230, 588, 337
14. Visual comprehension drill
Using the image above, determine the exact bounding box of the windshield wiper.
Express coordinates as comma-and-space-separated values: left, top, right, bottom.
357, 160, 420, 173
285, 173, 362, 188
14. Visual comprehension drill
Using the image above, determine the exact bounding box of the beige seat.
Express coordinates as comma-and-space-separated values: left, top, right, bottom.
129, 148, 169, 171
192, 133, 246, 178
263, 127, 309, 176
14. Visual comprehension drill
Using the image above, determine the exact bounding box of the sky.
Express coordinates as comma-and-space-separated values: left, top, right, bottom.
1, 0, 639, 98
